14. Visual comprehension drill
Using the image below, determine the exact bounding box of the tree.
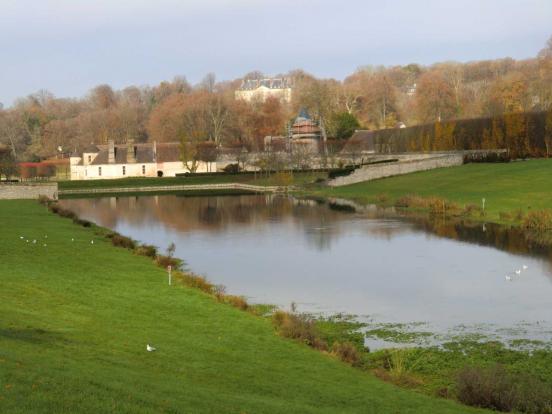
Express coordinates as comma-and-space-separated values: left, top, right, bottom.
415, 71, 456, 122
0, 145, 17, 180
331, 112, 360, 140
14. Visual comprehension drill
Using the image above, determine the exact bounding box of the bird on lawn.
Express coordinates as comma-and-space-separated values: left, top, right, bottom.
515, 269, 521, 275
32, 240, 36, 244
71, 238, 74, 242
146, 344, 156, 352
505, 275, 513, 281
90, 240, 94, 244
19, 236, 24, 239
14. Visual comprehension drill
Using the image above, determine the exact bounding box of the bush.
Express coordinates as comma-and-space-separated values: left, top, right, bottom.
331, 341, 361, 366
110, 234, 136, 249
272, 311, 327, 351
134, 244, 157, 258
523, 210, 552, 232
456, 365, 552, 414
73, 217, 92, 227
174, 271, 214, 294
37, 195, 51, 205
48, 203, 77, 220
272, 171, 294, 186
464, 203, 482, 216
499, 211, 513, 221
375, 193, 389, 204
156, 255, 183, 271
220, 294, 249, 311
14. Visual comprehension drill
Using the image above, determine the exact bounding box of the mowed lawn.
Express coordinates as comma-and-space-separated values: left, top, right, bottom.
317, 159, 552, 221
0, 201, 483, 413
57, 171, 326, 191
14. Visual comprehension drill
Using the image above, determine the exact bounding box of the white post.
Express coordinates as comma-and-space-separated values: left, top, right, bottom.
482, 197, 486, 212
167, 265, 172, 286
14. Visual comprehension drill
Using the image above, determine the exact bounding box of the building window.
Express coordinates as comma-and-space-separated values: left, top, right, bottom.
142, 165, 146, 175
122, 166, 126, 176
98, 167, 102, 176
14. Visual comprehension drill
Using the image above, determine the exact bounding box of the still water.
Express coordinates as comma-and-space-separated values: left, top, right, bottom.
60, 194, 552, 346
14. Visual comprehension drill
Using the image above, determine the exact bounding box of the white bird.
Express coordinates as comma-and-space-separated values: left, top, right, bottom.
522, 265, 528, 270
90, 240, 94, 244
19, 236, 24, 239
26, 240, 29, 243
32, 239, 36, 244
505, 275, 513, 281
43, 244, 47, 247
515, 269, 521, 275
71, 238, 74, 242
146, 344, 156, 352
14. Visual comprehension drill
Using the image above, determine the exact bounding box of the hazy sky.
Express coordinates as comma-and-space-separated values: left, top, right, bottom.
1, 0, 551, 106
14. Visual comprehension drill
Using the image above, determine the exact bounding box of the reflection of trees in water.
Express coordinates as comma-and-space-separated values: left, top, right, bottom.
60, 196, 552, 269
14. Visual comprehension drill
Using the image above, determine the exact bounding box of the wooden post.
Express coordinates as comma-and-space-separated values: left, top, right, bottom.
167, 265, 172, 286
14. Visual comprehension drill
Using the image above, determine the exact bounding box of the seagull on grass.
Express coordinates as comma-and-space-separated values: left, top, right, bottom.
146, 344, 156, 352
505, 275, 513, 281
515, 269, 521, 275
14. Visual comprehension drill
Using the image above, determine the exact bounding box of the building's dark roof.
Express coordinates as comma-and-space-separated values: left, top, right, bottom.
83, 144, 100, 153
89, 142, 181, 165
239, 78, 292, 91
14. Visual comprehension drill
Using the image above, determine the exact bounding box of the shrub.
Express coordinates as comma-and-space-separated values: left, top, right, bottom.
173, 271, 213, 294
272, 311, 327, 351
375, 193, 389, 204
72, 217, 92, 227
156, 255, 183, 271
463, 203, 482, 216
134, 244, 157, 258
523, 210, 552, 232
455, 365, 552, 413
331, 341, 361, 366
110, 234, 136, 249
48, 203, 77, 220
37, 195, 51, 205
221, 294, 249, 311
499, 211, 513, 221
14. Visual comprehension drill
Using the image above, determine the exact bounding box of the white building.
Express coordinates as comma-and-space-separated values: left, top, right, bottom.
70, 141, 215, 180
235, 78, 292, 103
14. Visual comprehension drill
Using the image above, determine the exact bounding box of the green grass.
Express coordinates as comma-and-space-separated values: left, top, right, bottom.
0, 200, 484, 413
311, 159, 552, 223
58, 172, 327, 191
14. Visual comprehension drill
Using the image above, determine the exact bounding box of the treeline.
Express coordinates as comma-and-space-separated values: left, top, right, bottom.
0, 37, 551, 162
368, 110, 552, 158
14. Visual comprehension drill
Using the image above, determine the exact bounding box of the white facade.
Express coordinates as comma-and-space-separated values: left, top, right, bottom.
235, 86, 292, 103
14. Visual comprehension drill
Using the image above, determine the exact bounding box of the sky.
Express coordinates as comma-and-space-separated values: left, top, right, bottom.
1, 0, 551, 106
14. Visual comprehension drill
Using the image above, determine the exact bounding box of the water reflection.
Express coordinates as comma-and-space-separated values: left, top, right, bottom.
60, 194, 552, 343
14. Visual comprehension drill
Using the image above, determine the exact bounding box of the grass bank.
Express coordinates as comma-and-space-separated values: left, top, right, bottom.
58, 171, 327, 191
308, 159, 552, 225
0, 200, 482, 413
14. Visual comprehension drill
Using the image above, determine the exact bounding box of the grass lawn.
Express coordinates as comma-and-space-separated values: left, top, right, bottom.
0, 200, 484, 413
311, 159, 552, 223
58, 171, 327, 191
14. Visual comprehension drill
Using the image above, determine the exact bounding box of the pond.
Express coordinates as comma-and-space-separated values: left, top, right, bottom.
60, 194, 552, 348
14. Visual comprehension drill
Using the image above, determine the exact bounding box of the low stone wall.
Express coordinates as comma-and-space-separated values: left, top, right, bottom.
327, 153, 464, 187
0, 183, 58, 200
59, 183, 286, 196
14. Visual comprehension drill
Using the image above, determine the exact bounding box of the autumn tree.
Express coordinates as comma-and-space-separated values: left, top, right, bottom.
415, 71, 456, 122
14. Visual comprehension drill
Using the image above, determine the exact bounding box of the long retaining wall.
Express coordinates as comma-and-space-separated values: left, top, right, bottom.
327, 153, 464, 187
0, 183, 58, 200
59, 183, 287, 196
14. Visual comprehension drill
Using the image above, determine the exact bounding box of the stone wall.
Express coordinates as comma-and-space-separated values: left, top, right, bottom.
0, 183, 58, 200
327, 153, 464, 187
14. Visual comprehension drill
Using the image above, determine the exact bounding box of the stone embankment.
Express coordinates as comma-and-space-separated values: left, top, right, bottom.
327, 150, 507, 187
0, 183, 58, 200
59, 183, 287, 196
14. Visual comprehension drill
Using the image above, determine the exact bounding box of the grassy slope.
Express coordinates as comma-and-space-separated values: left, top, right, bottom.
312, 159, 552, 221
58, 172, 326, 190
0, 201, 483, 414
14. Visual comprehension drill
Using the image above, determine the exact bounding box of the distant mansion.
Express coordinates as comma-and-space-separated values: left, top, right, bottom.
235, 77, 292, 103
70, 141, 215, 180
